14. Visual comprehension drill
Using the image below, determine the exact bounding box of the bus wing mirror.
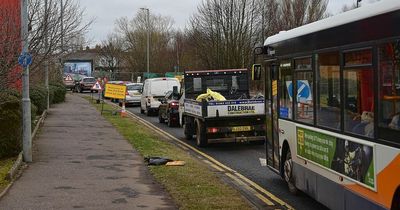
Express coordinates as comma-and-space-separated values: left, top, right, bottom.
252, 64, 262, 81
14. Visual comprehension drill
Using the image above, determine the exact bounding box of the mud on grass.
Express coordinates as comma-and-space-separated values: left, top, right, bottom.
87, 99, 253, 210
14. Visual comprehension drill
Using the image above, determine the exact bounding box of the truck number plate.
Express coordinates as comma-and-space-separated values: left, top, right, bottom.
232, 126, 252, 132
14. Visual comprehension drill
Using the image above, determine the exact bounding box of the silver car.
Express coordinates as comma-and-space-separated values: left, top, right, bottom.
120, 83, 143, 106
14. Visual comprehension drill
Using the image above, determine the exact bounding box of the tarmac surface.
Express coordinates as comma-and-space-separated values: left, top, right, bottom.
0, 94, 176, 210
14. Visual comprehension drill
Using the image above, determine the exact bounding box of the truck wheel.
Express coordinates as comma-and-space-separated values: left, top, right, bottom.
184, 123, 193, 140
284, 150, 298, 194
196, 120, 207, 147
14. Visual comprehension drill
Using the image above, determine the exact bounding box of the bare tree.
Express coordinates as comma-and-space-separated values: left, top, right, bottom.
188, 0, 258, 70
0, 0, 93, 90
277, 0, 328, 30
116, 11, 174, 74
99, 34, 124, 73
185, 0, 329, 71
28, 0, 92, 74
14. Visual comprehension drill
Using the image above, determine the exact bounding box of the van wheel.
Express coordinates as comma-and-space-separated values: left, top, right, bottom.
140, 106, 145, 114
196, 120, 207, 147
146, 108, 151, 116
284, 150, 298, 194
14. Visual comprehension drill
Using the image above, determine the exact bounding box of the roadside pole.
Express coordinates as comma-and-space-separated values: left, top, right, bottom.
21, 0, 32, 162
44, 0, 49, 110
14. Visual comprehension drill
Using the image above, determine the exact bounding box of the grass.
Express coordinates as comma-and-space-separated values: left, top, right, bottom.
0, 157, 16, 192
86, 98, 252, 210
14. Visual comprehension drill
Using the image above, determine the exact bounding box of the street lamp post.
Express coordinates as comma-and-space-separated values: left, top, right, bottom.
21, 0, 32, 162
140, 8, 150, 74
44, 0, 49, 110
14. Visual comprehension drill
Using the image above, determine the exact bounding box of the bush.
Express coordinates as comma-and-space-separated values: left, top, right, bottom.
48, 86, 55, 105
49, 83, 66, 104
1, 88, 21, 98
29, 85, 47, 115
0, 93, 22, 158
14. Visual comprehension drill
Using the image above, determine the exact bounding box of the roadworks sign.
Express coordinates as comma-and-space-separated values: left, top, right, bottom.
91, 81, 102, 90
64, 74, 73, 81
104, 83, 126, 99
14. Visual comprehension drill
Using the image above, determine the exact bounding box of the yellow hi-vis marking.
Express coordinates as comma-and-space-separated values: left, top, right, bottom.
225, 173, 274, 206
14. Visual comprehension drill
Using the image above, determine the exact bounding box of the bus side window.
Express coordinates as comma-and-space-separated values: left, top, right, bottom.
343, 49, 374, 138
317, 52, 341, 130
294, 57, 313, 124
279, 61, 293, 119
379, 41, 400, 131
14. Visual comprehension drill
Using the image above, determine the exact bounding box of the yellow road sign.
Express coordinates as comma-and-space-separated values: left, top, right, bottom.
104, 83, 126, 99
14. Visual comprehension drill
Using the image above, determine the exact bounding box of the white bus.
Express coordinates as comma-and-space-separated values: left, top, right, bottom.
256, 1, 400, 209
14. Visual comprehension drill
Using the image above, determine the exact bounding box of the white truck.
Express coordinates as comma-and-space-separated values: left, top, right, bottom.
182, 69, 266, 147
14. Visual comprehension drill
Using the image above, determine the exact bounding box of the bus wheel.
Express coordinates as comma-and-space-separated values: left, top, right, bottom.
284, 150, 298, 194
392, 186, 400, 210
196, 120, 207, 147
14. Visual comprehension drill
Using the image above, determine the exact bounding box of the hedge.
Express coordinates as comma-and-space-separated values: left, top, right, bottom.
49, 83, 66, 104
29, 85, 47, 115
0, 83, 66, 159
0, 91, 38, 159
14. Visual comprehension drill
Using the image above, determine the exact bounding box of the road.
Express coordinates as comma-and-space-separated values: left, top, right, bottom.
125, 105, 328, 210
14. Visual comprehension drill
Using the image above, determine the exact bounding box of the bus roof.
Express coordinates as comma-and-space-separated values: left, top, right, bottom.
264, 0, 400, 46
185, 69, 247, 74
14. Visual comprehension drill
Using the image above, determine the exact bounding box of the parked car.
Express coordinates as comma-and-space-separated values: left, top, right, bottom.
74, 77, 96, 93
140, 77, 181, 116
158, 89, 180, 127
119, 83, 143, 107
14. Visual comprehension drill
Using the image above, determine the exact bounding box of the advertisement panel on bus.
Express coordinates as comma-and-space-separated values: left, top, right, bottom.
297, 127, 375, 189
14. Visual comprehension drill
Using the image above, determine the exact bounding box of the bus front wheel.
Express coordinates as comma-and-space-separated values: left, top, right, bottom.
284, 150, 298, 194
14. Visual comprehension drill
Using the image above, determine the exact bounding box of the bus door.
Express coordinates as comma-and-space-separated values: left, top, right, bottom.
265, 62, 280, 171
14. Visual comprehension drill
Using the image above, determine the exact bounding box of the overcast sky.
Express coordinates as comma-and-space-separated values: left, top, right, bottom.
80, 0, 379, 46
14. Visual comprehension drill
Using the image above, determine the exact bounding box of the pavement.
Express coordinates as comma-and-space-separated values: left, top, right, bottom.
0, 94, 176, 210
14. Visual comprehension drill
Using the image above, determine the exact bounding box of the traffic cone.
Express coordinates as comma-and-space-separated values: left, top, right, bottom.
121, 101, 127, 117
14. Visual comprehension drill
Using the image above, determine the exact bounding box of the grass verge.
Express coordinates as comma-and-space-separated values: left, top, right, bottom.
86, 98, 252, 209
0, 157, 16, 193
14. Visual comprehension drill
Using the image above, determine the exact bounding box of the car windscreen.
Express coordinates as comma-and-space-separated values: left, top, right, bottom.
127, 84, 142, 91
83, 78, 96, 82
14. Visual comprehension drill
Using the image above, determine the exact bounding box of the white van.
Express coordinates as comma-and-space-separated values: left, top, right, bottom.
140, 78, 181, 115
